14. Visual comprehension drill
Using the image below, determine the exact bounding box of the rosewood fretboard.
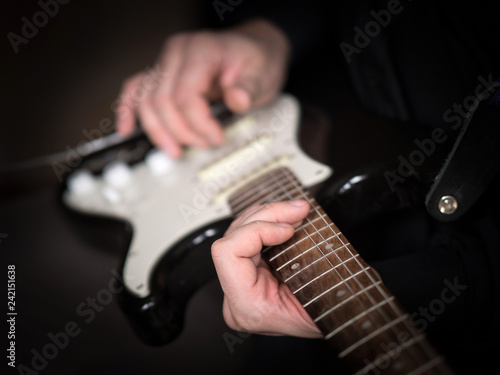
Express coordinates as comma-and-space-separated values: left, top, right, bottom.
227, 167, 455, 375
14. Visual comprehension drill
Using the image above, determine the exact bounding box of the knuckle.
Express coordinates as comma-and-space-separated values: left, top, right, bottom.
172, 88, 191, 107
186, 30, 215, 46
122, 74, 141, 92
163, 32, 189, 50
211, 238, 227, 258
152, 93, 170, 111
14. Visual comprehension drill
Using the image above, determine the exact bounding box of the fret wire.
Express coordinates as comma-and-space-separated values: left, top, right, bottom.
293, 213, 329, 231
302, 267, 374, 309
353, 333, 427, 375
274, 169, 381, 317
267, 168, 395, 348
268, 169, 340, 276
277, 169, 381, 323
406, 356, 446, 375
280, 240, 351, 275
283, 168, 435, 365
230, 166, 440, 367
280, 168, 437, 365
293, 262, 362, 295
323, 297, 396, 339
337, 313, 410, 358
271, 231, 343, 264
277, 168, 432, 365
262, 213, 330, 255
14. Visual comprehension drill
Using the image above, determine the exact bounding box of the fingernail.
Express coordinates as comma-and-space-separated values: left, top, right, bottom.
289, 199, 306, 207
161, 144, 179, 159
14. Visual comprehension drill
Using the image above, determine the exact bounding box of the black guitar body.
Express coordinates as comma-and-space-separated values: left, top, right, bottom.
117, 218, 232, 346
56, 131, 235, 346
59, 102, 444, 349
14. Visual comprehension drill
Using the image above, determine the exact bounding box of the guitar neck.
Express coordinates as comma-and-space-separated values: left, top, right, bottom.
228, 167, 455, 375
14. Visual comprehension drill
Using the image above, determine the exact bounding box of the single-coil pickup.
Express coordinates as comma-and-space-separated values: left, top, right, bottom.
197, 131, 273, 182
212, 155, 290, 204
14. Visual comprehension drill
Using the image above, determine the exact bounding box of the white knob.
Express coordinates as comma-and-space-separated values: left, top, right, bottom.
101, 186, 121, 204
102, 161, 131, 188
145, 149, 174, 175
67, 169, 96, 196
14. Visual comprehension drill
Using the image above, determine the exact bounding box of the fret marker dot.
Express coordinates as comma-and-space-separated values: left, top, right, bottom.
361, 321, 372, 330
336, 289, 346, 297
325, 243, 334, 250
291, 263, 300, 270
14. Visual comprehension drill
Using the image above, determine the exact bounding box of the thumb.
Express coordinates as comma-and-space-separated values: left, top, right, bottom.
222, 73, 261, 114
223, 85, 252, 113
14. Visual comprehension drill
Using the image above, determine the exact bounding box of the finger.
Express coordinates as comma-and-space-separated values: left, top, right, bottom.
115, 73, 143, 136
136, 96, 182, 158
222, 86, 252, 114
226, 200, 310, 236
212, 220, 295, 298
152, 36, 210, 148
173, 94, 223, 146
219, 59, 263, 113
172, 37, 225, 145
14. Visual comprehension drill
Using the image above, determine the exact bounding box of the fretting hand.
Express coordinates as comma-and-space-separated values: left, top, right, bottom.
211, 200, 322, 337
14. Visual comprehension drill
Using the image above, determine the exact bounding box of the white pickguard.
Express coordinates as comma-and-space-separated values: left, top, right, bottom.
63, 94, 332, 298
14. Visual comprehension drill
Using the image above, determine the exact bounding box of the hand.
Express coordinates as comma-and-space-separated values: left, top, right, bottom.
211, 200, 322, 338
115, 19, 290, 158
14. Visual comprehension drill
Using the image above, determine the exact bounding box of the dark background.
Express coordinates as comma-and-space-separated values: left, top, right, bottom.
0, 1, 355, 374
0, 1, 489, 374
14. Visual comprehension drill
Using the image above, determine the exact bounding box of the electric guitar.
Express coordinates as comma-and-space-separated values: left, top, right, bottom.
61, 94, 455, 374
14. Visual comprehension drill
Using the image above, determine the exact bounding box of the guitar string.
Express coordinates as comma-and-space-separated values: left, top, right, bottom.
224, 151, 444, 370
231, 178, 298, 215
273, 167, 428, 368
278, 168, 439, 368
228, 156, 290, 210
229, 166, 438, 370
269, 168, 382, 328
280, 168, 428, 364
